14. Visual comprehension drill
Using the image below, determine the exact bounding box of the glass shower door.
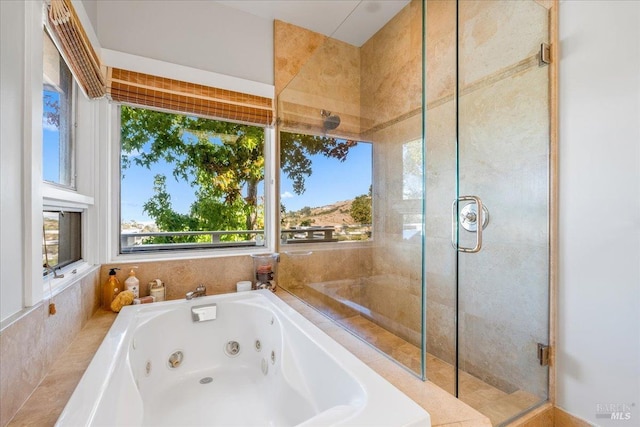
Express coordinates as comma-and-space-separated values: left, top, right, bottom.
454, 0, 551, 425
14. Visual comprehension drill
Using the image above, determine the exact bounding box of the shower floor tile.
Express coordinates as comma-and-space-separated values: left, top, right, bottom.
336, 313, 541, 426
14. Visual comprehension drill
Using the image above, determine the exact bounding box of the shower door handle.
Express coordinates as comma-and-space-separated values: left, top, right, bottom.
451, 195, 484, 253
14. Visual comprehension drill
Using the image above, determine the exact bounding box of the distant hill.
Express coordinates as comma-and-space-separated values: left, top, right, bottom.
121, 198, 364, 232
283, 199, 356, 228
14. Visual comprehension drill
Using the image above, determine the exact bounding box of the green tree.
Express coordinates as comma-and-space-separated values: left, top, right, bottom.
121, 106, 264, 241
350, 186, 372, 224
300, 206, 312, 216
121, 107, 356, 241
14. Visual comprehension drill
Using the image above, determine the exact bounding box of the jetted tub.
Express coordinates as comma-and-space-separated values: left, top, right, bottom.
56, 290, 430, 426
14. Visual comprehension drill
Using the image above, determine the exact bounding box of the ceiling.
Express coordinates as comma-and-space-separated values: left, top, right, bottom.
215, 0, 411, 47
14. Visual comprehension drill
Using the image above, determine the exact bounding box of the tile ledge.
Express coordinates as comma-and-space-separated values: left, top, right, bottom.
274, 291, 492, 427
0, 303, 43, 332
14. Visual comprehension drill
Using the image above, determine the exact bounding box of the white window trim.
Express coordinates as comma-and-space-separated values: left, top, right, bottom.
21, 1, 100, 304
43, 262, 99, 300
24, 0, 45, 307
39, 89, 96, 298
276, 133, 377, 249
107, 105, 278, 263
43, 183, 94, 207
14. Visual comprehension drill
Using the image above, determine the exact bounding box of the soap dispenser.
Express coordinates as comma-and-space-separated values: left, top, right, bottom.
103, 268, 121, 311
125, 266, 140, 298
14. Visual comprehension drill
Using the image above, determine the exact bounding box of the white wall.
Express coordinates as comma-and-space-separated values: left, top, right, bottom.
0, 0, 27, 320
0, 0, 104, 323
96, 0, 274, 85
558, 1, 640, 425
79, 0, 98, 36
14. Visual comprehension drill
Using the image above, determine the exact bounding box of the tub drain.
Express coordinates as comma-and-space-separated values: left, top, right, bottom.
199, 377, 213, 384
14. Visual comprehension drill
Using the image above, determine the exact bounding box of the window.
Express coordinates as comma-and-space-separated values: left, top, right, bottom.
42, 211, 82, 273
43, 30, 75, 188
40, 25, 87, 290
279, 131, 373, 244
119, 106, 267, 253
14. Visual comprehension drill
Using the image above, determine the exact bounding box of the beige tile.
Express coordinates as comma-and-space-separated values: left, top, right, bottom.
507, 403, 553, 427
458, 0, 549, 87
275, 293, 491, 427
80, 268, 101, 323
554, 407, 593, 427
361, 0, 421, 131
0, 306, 46, 427
426, 0, 456, 103
100, 256, 254, 304
6, 310, 116, 427
44, 284, 83, 371
274, 20, 327, 96
278, 30, 361, 136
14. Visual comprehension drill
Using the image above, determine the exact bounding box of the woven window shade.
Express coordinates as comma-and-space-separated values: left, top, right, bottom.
107, 68, 274, 126
47, 0, 105, 99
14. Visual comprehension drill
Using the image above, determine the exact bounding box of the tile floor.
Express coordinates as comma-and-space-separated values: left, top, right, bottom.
287, 286, 544, 427
341, 314, 542, 425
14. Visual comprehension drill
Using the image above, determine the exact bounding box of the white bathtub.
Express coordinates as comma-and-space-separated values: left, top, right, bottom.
57, 290, 430, 426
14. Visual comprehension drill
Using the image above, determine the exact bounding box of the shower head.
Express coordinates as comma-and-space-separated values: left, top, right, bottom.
320, 109, 341, 130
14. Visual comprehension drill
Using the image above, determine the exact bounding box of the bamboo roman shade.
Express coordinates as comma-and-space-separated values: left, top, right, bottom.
107, 68, 274, 126
47, 0, 105, 99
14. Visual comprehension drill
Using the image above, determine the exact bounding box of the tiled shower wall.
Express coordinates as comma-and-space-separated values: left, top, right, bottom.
276, 0, 550, 399
275, 0, 424, 353
425, 0, 550, 397
0, 268, 100, 427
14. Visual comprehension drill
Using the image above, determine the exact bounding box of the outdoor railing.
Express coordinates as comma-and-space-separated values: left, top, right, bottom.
280, 226, 339, 243
120, 230, 264, 252
120, 225, 370, 252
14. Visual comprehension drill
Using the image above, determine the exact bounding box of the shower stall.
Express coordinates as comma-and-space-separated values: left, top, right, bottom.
275, 1, 553, 425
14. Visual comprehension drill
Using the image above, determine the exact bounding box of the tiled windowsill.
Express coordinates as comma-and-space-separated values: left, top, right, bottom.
8, 293, 490, 427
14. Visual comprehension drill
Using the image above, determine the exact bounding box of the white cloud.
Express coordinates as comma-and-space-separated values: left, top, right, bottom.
281, 191, 294, 199
42, 117, 58, 132
125, 148, 144, 158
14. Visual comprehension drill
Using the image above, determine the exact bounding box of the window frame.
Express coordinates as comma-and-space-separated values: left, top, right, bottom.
42, 27, 77, 190
277, 130, 376, 249
109, 103, 278, 262
38, 16, 96, 298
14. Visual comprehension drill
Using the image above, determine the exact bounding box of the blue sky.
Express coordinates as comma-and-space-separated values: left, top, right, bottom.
120, 140, 372, 223
280, 142, 372, 212
121, 158, 199, 223
42, 90, 60, 183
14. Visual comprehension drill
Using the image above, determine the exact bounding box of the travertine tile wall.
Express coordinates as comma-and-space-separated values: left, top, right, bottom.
424, 0, 458, 369
362, 0, 423, 349
278, 247, 373, 292
99, 255, 254, 300
0, 268, 101, 427
360, 0, 422, 135
275, 20, 361, 138
425, 0, 550, 398
275, 1, 425, 363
